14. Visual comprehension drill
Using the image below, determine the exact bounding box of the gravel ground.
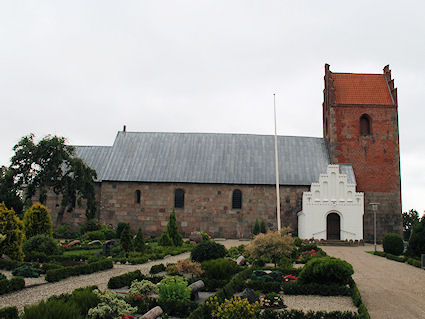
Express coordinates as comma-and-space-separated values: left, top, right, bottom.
285, 295, 357, 312
322, 244, 425, 319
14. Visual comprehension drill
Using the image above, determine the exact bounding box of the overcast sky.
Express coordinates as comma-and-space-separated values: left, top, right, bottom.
1, 1, 424, 216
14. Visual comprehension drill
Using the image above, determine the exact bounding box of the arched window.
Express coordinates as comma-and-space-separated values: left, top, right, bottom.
135, 190, 141, 204
174, 189, 185, 209
232, 189, 242, 209
360, 114, 371, 136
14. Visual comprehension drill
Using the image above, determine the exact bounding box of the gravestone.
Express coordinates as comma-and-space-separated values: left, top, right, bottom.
68, 240, 81, 246
189, 231, 203, 243
103, 239, 119, 255
141, 306, 163, 319
240, 288, 258, 304
236, 255, 245, 265
422, 254, 425, 269
88, 240, 102, 246
188, 280, 205, 300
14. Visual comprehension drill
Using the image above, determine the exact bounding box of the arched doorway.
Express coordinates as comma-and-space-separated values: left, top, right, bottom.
327, 213, 341, 240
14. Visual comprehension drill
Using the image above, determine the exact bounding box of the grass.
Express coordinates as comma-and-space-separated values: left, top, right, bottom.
63, 249, 102, 256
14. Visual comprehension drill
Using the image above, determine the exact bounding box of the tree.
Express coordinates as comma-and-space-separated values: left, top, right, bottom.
23, 203, 53, 239
0, 166, 23, 216
120, 223, 133, 253
0, 202, 24, 261
260, 219, 267, 234
252, 218, 260, 236
406, 215, 425, 258
8, 134, 97, 223
133, 228, 145, 253
165, 209, 183, 247
246, 228, 294, 267
402, 209, 420, 240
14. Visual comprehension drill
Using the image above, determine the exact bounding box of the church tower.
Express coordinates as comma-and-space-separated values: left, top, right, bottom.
323, 64, 402, 241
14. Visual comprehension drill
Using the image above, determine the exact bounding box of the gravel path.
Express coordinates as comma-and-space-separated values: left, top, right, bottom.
285, 295, 357, 312
322, 244, 425, 319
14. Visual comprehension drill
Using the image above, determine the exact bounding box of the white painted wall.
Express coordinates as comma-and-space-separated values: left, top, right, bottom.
298, 165, 364, 240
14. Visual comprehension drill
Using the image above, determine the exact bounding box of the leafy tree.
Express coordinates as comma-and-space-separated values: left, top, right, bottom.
260, 219, 267, 234
23, 203, 53, 238
164, 209, 183, 247
116, 222, 128, 239
246, 228, 294, 267
8, 134, 97, 223
0, 166, 23, 216
406, 215, 425, 258
120, 224, 133, 252
402, 209, 420, 240
133, 228, 145, 253
0, 202, 24, 261
252, 218, 260, 236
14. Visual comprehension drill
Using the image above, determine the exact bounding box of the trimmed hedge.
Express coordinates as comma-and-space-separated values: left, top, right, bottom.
45, 259, 113, 282
0, 306, 18, 319
191, 241, 226, 263
407, 258, 422, 268
215, 267, 255, 302
382, 233, 404, 256
0, 277, 25, 295
259, 309, 359, 319
0, 260, 19, 271
298, 257, 353, 285
150, 263, 166, 274
372, 251, 422, 268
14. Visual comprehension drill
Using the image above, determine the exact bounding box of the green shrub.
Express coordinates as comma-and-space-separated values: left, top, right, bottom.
351, 283, 362, 307
53, 224, 76, 239
166, 209, 183, 246
386, 253, 407, 263
259, 309, 359, 319
23, 235, 61, 261
159, 231, 173, 246
45, 259, 113, 282
407, 217, 425, 258
293, 237, 302, 247
0, 273, 5, 281
115, 222, 128, 239
23, 203, 53, 239
0, 259, 19, 271
260, 219, 267, 234
158, 276, 192, 315
128, 279, 157, 298
82, 230, 106, 241
120, 224, 133, 252
0, 203, 24, 261
226, 245, 246, 259
215, 267, 254, 302
0, 277, 25, 295
253, 218, 260, 236
150, 264, 166, 274
22, 299, 83, 319
87, 289, 136, 319
202, 258, 241, 290
209, 296, 261, 319
107, 270, 145, 289
0, 306, 18, 319
407, 257, 421, 268
12, 265, 42, 278
133, 228, 145, 252
80, 219, 101, 235
201, 231, 210, 242
382, 233, 404, 256
298, 257, 354, 285
191, 241, 226, 263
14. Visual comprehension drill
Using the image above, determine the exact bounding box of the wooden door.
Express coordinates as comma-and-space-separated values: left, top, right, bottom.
327, 213, 340, 240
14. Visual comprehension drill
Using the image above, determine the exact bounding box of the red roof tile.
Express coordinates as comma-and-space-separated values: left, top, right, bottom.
332, 73, 394, 105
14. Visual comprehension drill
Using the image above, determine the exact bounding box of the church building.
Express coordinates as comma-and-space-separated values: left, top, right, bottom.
45, 65, 402, 241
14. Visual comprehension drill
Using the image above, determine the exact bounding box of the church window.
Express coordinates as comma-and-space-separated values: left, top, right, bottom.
232, 189, 242, 209
175, 189, 185, 208
360, 114, 371, 136
135, 190, 141, 204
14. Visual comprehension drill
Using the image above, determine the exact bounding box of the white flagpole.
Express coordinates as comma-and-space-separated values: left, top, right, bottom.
274, 94, 281, 230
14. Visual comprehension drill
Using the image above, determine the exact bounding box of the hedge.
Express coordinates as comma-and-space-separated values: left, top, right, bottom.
259, 309, 359, 319
107, 270, 163, 289
215, 267, 256, 301
0, 260, 19, 271
372, 251, 422, 269
0, 306, 18, 319
407, 258, 422, 268
0, 277, 25, 295
45, 259, 113, 282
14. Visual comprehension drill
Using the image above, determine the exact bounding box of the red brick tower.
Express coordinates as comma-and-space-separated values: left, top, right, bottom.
323, 64, 402, 241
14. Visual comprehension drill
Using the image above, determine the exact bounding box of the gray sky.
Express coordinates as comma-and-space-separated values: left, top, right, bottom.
1, 1, 424, 216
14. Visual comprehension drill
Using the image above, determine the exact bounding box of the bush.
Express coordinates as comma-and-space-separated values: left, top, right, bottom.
407, 257, 421, 268
260, 219, 267, 234
87, 289, 136, 319
168, 259, 203, 277
23, 203, 53, 239
208, 296, 261, 319
0, 273, 5, 281
133, 228, 145, 252
45, 259, 113, 282
107, 270, 154, 289
0, 259, 19, 271
298, 257, 354, 286
0, 203, 24, 261
0, 277, 25, 295
191, 241, 226, 263
382, 233, 404, 256
115, 222, 128, 239
158, 276, 190, 303
167, 209, 183, 246
246, 228, 294, 266
253, 218, 260, 236
406, 217, 425, 258
202, 258, 241, 289
22, 299, 83, 319
159, 231, 173, 246
53, 224, 76, 239
82, 230, 105, 241
0, 306, 18, 319
201, 231, 210, 242
80, 219, 101, 235
150, 264, 166, 274
12, 265, 42, 278
23, 235, 61, 261
259, 309, 359, 319
293, 237, 302, 247
128, 279, 157, 298
120, 224, 133, 252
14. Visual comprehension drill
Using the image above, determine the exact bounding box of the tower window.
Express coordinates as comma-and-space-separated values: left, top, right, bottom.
360, 114, 371, 136
175, 189, 185, 208
232, 189, 242, 209
135, 190, 141, 204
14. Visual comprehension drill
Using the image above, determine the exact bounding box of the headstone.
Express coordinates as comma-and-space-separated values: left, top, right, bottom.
103, 239, 119, 255
421, 254, 425, 269
236, 255, 245, 266
88, 240, 102, 246
141, 306, 163, 319
189, 231, 203, 243
240, 288, 258, 304
68, 240, 81, 246
188, 280, 205, 300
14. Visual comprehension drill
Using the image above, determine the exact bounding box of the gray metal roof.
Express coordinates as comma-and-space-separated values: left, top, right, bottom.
74, 145, 112, 182
75, 131, 334, 186
339, 164, 356, 184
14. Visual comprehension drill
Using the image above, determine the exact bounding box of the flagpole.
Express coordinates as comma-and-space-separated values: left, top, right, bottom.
274, 94, 281, 230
